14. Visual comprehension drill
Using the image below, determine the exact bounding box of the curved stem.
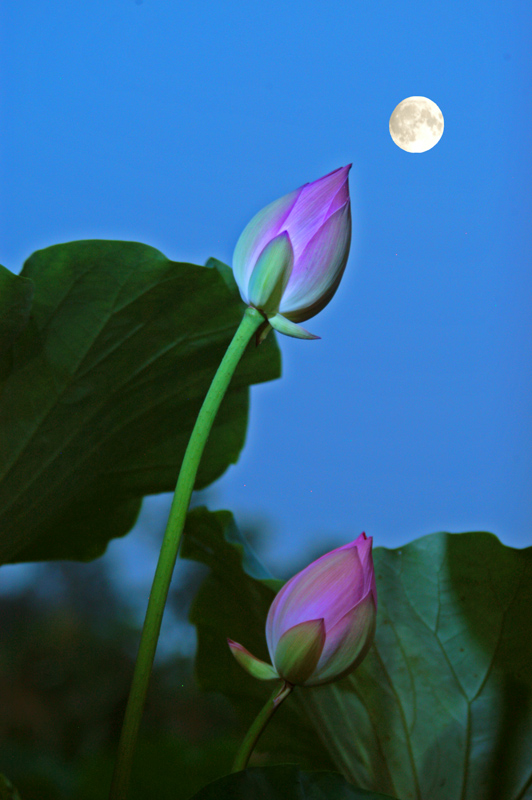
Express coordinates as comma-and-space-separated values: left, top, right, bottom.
231, 680, 294, 772
109, 305, 265, 800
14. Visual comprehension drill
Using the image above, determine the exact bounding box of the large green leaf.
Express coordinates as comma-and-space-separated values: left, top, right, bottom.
0, 243, 280, 564
189, 765, 398, 799
181, 509, 532, 800
0, 264, 34, 384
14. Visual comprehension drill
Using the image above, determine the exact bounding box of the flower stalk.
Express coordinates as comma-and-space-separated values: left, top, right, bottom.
231, 681, 294, 773
110, 164, 354, 798
109, 305, 265, 800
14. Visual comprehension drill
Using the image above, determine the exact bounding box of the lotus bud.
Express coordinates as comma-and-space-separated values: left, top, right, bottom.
227, 532, 377, 688
232, 165, 352, 345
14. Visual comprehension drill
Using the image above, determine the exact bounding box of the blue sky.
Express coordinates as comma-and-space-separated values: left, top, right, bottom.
1, 1, 530, 647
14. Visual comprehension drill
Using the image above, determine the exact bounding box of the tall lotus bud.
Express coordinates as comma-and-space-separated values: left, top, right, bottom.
227, 533, 377, 688
232, 165, 352, 345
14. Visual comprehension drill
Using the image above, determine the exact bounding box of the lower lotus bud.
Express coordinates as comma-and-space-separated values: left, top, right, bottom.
227, 532, 377, 688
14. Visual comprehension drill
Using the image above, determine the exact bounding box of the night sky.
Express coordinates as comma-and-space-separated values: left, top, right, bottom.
1, 0, 530, 656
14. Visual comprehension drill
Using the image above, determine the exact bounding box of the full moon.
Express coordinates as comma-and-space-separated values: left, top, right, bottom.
389, 96, 444, 153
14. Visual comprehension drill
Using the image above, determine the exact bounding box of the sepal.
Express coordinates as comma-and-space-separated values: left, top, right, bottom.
247, 232, 294, 315
273, 618, 326, 685
227, 638, 279, 680
268, 313, 320, 340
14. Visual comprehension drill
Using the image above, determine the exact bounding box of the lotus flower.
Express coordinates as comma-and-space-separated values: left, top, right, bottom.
227, 532, 377, 688
232, 165, 352, 345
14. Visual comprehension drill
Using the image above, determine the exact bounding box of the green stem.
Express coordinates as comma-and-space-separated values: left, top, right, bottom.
109, 305, 265, 800
231, 680, 294, 772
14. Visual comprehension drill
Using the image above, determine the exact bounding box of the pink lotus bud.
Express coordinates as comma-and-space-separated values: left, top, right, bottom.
227, 533, 377, 688
232, 165, 352, 344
